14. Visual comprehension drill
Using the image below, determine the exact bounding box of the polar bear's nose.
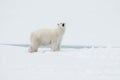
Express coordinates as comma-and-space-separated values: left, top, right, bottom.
62, 23, 64, 27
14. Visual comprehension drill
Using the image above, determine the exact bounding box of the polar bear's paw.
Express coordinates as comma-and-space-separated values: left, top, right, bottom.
28, 47, 37, 53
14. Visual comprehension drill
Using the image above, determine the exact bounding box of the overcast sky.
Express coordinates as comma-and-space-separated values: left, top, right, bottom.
0, 0, 120, 46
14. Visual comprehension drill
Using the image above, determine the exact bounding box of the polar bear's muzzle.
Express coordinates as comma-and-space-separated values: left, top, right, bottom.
62, 23, 65, 27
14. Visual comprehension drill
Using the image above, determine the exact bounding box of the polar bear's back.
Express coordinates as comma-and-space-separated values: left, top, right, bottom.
35, 29, 54, 36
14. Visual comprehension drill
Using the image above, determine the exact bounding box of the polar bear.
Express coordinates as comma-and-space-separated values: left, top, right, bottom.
28, 23, 66, 53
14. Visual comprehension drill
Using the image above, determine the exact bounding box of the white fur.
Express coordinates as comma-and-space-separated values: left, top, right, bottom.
28, 23, 65, 53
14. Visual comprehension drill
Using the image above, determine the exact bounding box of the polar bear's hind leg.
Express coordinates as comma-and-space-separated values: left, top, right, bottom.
28, 35, 40, 53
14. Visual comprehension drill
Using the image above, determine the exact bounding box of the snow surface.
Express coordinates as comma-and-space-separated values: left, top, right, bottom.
0, 45, 120, 80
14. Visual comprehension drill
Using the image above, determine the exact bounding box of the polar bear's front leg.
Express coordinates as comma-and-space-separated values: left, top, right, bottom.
55, 38, 62, 51
56, 43, 60, 51
51, 43, 56, 51
51, 40, 60, 51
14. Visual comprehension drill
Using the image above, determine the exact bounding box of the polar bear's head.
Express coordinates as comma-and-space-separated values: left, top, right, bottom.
57, 23, 66, 29
57, 23, 66, 34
